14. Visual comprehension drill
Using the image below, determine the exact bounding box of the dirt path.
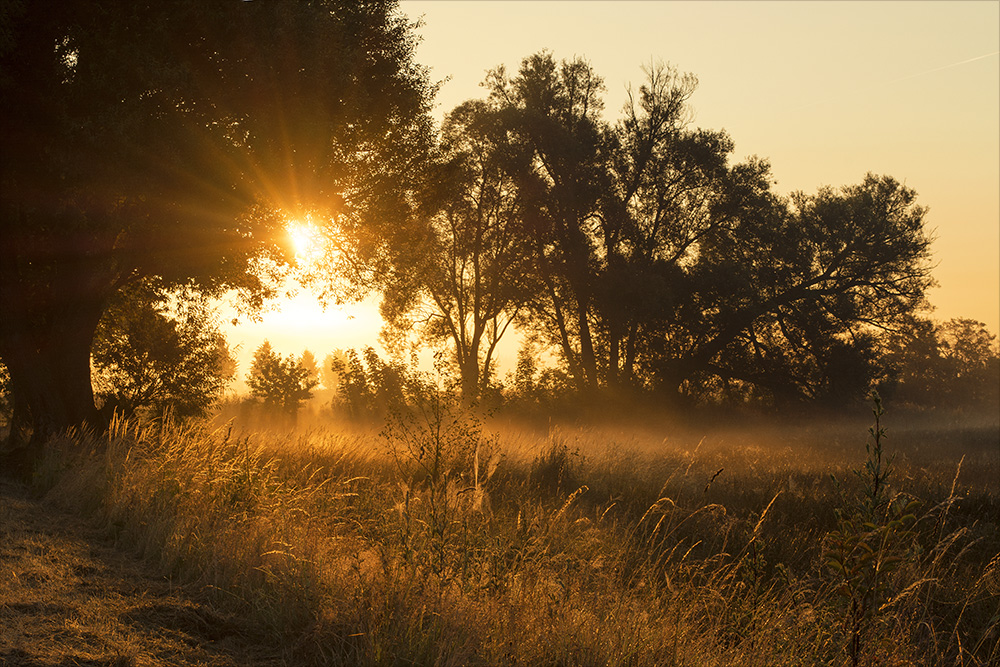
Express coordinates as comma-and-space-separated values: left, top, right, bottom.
0, 479, 283, 667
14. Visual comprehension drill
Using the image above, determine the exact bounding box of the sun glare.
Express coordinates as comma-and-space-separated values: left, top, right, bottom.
287, 220, 324, 266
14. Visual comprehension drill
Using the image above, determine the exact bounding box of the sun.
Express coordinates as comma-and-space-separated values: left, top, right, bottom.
287, 220, 324, 266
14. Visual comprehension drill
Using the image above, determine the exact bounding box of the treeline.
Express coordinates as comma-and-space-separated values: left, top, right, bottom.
218, 313, 1000, 431
0, 283, 994, 432
7, 51, 1000, 427
336, 52, 993, 414
340, 313, 998, 415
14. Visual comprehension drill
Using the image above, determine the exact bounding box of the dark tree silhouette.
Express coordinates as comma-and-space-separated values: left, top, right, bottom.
881, 317, 1000, 411
937, 318, 1000, 409
595, 64, 734, 390
0, 1, 433, 463
247, 342, 318, 422
91, 283, 236, 420
476, 52, 934, 403
484, 52, 610, 391
329, 347, 409, 420
655, 174, 935, 404
380, 100, 536, 402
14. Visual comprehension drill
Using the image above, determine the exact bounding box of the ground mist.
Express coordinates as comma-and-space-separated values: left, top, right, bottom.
31, 403, 1000, 666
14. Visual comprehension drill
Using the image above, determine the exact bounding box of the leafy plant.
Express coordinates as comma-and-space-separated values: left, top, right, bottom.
825, 393, 922, 666
92, 283, 236, 420
380, 364, 501, 584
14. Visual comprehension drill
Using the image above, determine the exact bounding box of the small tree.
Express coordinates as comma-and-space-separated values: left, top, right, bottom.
330, 346, 411, 421
331, 349, 372, 419
247, 342, 318, 424
320, 350, 349, 395
299, 349, 320, 401
91, 284, 236, 420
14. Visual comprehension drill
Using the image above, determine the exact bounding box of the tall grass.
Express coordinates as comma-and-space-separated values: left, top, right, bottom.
32, 403, 1000, 666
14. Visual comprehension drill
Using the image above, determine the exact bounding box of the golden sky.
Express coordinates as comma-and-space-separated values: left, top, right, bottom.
223, 1, 999, 382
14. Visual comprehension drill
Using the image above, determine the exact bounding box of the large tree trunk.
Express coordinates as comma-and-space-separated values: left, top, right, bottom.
0, 255, 107, 476
576, 299, 599, 391
454, 341, 481, 406
1, 311, 103, 467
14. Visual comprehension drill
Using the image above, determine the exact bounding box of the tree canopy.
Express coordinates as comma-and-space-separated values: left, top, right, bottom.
247, 342, 318, 422
376, 51, 936, 407
0, 0, 434, 458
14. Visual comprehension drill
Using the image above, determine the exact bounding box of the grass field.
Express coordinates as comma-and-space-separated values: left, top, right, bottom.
28, 400, 1000, 666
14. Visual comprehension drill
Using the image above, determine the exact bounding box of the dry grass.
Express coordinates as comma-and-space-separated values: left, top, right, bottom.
0, 477, 284, 666
21, 405, 1000, 666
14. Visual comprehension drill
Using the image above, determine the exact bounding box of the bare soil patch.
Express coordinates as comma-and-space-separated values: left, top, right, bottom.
0, 479, 282, 667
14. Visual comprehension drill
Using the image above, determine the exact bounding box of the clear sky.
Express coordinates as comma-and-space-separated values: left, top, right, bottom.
222, 1, 1000, 387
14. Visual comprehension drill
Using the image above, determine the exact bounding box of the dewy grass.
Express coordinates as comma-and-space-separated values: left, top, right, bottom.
28, 404, 1000, 666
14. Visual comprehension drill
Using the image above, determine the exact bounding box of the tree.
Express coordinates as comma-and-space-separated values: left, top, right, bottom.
247, 342, 318, 422
882, 317, 1000, 410
91, 282, 236, 420
320, 350, 348, 395
485, 52, 610, 391
483, 55, 759, 395
937, 318, 999, 409
655, 174, 935, 405
299, 350, 320, 391
506, 338, 573, 411
331, 349, 373, 419
380, 99, 536, 402
0, 1, 433, 463
940, 319, 998, 375
595, 64, 732, 390
481, 52, 934, 403
329, 347, 409, 420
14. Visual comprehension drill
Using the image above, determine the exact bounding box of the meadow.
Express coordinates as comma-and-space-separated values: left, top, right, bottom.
31, 400, 999, 666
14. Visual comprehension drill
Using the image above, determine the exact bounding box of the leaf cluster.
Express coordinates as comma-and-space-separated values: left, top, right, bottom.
91, 282, 235, 420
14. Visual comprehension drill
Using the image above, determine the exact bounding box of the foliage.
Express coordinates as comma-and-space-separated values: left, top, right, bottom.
643, 172, 933, 405
393, 51, 936, 406
379, 99, 537, 402
380, 370, 501, 580
881, 316, 1000, 411
504, 338, 575, 412
299, 349, 320, 391
246, 342, 318, 420
91, 282, 236, 421
483, 52, 613, 391
329, 347, 410, 420
824, 394, 922, 666
320, 350, 348, 396
0, 0, 434, 445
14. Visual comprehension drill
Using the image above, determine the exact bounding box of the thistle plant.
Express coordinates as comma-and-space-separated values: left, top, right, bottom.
825, 392, 922, 667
